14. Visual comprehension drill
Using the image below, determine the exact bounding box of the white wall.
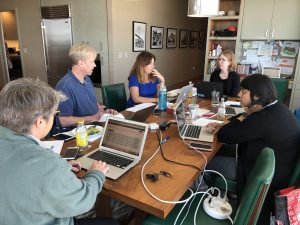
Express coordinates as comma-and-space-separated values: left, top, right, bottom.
108, 0, 207, 94
0, 0, 207, 96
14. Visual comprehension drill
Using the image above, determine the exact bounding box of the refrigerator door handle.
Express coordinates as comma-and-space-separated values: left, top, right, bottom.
41, 21, 49, 72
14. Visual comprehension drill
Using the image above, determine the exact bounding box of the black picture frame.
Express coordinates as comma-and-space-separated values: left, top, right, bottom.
189, 31, 198, 48
150, 26, 164, 49
166, 28, 177, 48
132, 21, 146, 52
198, 30, 206, 49
179, 29, 188, 48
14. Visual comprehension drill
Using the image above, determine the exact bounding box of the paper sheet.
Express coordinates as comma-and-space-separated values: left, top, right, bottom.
41, 140, 64, 154
99, 113, 125, 122
192, 118, 224, 127
126, 103, 156, 112
225, 101, 241, 106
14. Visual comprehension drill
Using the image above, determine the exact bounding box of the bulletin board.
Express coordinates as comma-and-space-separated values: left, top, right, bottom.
239, 41, 299, 78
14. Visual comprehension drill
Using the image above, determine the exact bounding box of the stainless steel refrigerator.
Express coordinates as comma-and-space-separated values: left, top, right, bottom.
41, 5, 72, 87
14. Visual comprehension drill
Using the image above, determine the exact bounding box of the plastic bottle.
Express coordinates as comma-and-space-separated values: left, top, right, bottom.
158, 85, 167, 111
218, 97, 226, 118
188, 81, 193, 98
76, 120, 88, 148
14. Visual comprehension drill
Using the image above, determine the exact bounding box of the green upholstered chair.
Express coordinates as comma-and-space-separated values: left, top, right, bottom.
142, 147, 275, 225
288, 150, 300, 187
101, 83, 127, 112
270, 78, 288, 103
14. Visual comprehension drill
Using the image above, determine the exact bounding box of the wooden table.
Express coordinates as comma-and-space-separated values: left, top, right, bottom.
62, 98, 222, 224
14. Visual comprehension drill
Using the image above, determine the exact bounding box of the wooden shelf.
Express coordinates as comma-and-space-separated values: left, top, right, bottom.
208, 56, 218, 60
208, 36, 237, 41
210, 16, 239, 20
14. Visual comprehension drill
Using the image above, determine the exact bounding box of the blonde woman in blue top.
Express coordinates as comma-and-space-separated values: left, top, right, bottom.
127, 51, 165, 108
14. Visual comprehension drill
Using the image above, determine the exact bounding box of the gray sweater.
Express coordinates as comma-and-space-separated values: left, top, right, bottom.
0, 126, 105, 225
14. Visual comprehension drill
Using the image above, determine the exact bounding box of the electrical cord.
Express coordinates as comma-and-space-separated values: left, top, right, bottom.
140, 130, 194, 204
155, 130, 203, 171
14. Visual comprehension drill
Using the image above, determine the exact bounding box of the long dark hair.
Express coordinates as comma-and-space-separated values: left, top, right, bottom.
240, 74, 277, 107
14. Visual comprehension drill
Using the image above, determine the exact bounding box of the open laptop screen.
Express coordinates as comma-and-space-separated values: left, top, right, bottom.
175, 101, 186, 136
101, 119, 146, 156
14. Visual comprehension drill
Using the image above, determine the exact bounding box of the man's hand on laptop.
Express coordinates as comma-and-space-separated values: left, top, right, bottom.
90, 161, 109, 175
68, 160, 81, 173
105, 108, 118, 115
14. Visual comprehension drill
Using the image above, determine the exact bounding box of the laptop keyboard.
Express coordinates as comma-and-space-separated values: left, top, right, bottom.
88, 150, 134, 169
226, 107, 236, 115
185, 125, 201, 138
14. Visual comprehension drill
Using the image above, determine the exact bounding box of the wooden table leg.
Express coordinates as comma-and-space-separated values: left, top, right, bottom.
131, 208, 147, 225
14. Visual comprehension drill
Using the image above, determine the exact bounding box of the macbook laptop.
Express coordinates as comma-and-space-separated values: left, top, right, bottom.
196, 81, 223, 98
175, 83, 194, 104
174, 101, 214, 143
125, 104, 156, 122
225, 106, 245, 116
78, 117, 149, 180
168, 83, 194, 104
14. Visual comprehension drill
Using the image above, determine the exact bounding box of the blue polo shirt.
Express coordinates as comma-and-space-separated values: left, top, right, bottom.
126, 75, 159, 108
55, 70, 98, 127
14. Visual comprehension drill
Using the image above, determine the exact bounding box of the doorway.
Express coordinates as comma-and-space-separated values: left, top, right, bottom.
0, 10, 23, 83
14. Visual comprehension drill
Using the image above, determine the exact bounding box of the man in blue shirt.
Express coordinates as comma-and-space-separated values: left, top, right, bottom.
56, 44, 117, 128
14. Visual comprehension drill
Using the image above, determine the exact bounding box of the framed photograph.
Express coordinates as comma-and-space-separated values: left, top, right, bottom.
132, 21, 146, 52
166, 28, 177, 48
150, 26, 164, 49
189, 31, 198, 48
198, 30, 206, 49
179, 29, 188, 48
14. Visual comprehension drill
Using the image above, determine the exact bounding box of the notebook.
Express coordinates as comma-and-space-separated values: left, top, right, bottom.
78, 117, 149, 180
174, 100, 214, 143
196, 81, 223, 98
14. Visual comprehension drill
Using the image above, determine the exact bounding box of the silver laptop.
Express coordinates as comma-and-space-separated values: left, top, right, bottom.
175, 101, 214, 143
175, 83, 194, 104
225, 106, 245, 116
78, 117, 149, 180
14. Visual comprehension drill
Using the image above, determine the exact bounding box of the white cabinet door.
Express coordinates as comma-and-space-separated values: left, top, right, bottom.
241, 0, 274, 40
271, 0, 300, 40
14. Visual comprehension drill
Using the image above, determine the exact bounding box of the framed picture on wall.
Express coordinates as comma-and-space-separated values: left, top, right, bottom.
179, 29, 188, 48
198, 30, 206, 49
132, 21, 147, 52
166, 28, 177, 48
189, 31, 198, 48
150, 26, 164, 49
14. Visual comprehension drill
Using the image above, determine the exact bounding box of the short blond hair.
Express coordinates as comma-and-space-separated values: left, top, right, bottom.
69, 43, 97, 64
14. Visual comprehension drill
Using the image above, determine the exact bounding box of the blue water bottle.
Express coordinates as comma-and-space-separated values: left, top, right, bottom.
158, 85, 167, 111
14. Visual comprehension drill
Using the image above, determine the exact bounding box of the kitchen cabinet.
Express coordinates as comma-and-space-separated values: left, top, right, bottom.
241, 0, 300, 40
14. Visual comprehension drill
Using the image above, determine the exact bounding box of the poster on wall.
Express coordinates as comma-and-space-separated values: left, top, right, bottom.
150, 26, 164, 49
166, 28, 177, 48
133, 21, 146, 52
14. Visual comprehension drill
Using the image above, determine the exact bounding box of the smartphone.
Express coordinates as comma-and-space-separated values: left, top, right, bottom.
62, 147, 80, 160
189, 143, 212, 151
53, 133, 74, 141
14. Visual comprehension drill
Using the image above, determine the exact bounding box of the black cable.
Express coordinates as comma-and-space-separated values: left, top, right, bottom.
155, 130, 202, 171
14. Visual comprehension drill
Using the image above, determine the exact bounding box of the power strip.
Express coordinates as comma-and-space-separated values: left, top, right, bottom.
203, 196, 232, 220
